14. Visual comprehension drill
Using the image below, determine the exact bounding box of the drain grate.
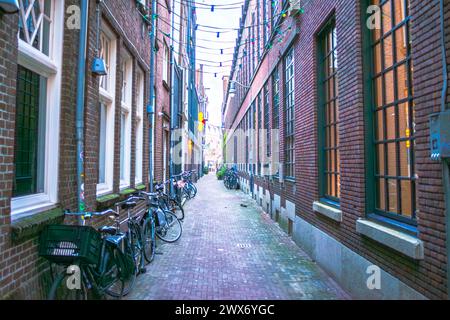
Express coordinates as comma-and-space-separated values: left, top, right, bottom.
237, 243, 252, 249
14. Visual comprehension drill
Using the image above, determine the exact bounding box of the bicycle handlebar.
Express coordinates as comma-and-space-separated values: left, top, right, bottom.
64, 209, 118, 219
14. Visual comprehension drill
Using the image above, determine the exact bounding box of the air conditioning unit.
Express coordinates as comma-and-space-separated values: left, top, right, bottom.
288, 0, 302, 16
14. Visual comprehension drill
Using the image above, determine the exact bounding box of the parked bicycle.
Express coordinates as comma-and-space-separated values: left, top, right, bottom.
39, 209, 138, 300
224, 168, 239, 190
137, 190, 183, 244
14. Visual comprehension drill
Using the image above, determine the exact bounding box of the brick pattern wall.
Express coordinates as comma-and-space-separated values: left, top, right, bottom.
0, 11, 19, 299
0, 0, 153, 299
226, 0, 450, 299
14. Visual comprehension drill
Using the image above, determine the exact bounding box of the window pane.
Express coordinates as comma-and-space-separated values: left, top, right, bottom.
98, 103, 107, 184
376, 144, 385, 175
383, 35, 394, 69
396, 63, 409, 100
388, 179, 398, 213
377, 178, 386, 211
386, 106, 396, 140
14, 66, 44, 197
382, 1, 392, 34
387, 142, 397, 176
395, 26, 407, 63
401, 180, 412, 217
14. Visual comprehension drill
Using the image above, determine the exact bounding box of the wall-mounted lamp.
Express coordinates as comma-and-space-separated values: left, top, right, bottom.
229, 80, 250, 98
92, 0, 107, 76
0, 0, 19, 14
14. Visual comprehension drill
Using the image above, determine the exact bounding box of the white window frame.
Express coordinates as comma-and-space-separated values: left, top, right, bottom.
11, 0, 65, 220
120, 53, 133, 189
163, 42, 170, 84
135, 70, 144, 184
97, 23, 117, 196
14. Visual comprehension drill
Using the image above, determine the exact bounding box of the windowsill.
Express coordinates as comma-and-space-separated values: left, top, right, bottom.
356, 218, 424, 260
313, 201, 342, 222
11, 194, 56, 222
284, 177, 296, 183
11, 207, 64, 244
97, 184, 113, 197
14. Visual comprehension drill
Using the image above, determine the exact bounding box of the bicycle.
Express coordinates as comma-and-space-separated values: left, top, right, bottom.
156, 179, 186, 220
114, 196, 148, 276
138, 190, 183, 244
224, 168, 239, 190
39, 209, 138, 300
181, 170, 197, 200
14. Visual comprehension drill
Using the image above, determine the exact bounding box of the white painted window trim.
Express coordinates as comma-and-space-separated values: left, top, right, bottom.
97, 22, 117, 196
135, 70, 144, 185
11, 0, 65, 220
120, 55, 132, 189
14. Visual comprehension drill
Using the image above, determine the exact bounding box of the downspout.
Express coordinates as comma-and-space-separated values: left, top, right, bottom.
439, 0, 450, 299
76, 0, 89, 220
169, 0, 176, 195
148, 0, 157, 192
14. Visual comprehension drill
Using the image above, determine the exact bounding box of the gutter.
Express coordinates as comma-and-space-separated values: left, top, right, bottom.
148, 0, 157, 191
76, 0, 89, 218
439, 0, 450, 299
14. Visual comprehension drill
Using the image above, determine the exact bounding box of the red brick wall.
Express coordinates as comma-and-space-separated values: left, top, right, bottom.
0, 0, 153, 299
227, 0, 449, 299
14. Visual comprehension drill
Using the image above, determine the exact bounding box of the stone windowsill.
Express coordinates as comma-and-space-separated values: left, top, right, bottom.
11, 207, 64, 244
356, 218, 424, 260
313, 201, 342, 222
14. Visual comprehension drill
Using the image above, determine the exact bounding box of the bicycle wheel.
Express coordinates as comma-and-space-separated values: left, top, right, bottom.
142, 216, 156, 264
47, 267, 88, 300
169, 198, 184, 221
104, 242, 137, 297
156, 211, 182, 243
129, 222, 144, 271
189, 183, 197, 198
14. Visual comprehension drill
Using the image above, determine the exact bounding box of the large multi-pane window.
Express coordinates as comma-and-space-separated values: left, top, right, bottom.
14, 67, 46, 197
319, 20, 340, 202
120, 55, 133, 188
264, 83, 271, 157
12, 0, 64, 217
257, 93, 262, 175
97, 25, 117, 195
370, 0, 416, 221
135, 70, 145, 184
284, 48, 295, 178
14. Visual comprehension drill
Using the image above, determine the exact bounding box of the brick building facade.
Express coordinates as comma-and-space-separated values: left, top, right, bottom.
223, 0, 450, 299
0, 0, 198, 299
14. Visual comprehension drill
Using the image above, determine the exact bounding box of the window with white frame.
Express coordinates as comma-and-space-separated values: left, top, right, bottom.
97, 24, 117, 195
120, 54, 133, 188
135, 70, 145, 184
163, 42, 170, 84
12, 0, 65, 219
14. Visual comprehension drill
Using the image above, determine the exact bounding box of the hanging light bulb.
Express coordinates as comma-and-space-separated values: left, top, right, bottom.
0, 0, 19, 13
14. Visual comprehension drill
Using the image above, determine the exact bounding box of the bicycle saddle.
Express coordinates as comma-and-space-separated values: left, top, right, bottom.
98, 226, 118, 235
121, 201, 137, 210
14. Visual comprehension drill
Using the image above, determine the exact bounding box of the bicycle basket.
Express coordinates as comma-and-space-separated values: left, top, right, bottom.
39, 225, 102, 265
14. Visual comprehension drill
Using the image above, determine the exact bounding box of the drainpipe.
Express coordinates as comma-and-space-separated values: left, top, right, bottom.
76, 0, 89, 220
168, 0, 176, 196
439, 0, 450, 299
148, 0, 157, 192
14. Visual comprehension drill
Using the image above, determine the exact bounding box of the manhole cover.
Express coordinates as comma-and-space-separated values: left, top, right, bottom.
237, 243, 252, 249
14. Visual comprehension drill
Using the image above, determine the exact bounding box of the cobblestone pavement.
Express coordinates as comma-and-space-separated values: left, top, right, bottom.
127, 174, 350, 300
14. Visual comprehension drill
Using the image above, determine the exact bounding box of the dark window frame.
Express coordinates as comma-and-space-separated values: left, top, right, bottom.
362, 0, 417, 229
284, 47, 295, 179
317, 18, 340, 205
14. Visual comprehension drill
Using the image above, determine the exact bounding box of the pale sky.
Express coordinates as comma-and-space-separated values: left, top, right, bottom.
195, 0, 243, 127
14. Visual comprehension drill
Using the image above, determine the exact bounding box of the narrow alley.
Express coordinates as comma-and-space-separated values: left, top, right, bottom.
127, 175, 349, 300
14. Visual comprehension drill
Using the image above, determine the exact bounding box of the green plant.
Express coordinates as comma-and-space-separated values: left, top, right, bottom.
203, 166, 209, 175
216, 165, 226, 180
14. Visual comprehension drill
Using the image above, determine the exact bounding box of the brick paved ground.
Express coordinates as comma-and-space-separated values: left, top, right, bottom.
127, 174, 350, 300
